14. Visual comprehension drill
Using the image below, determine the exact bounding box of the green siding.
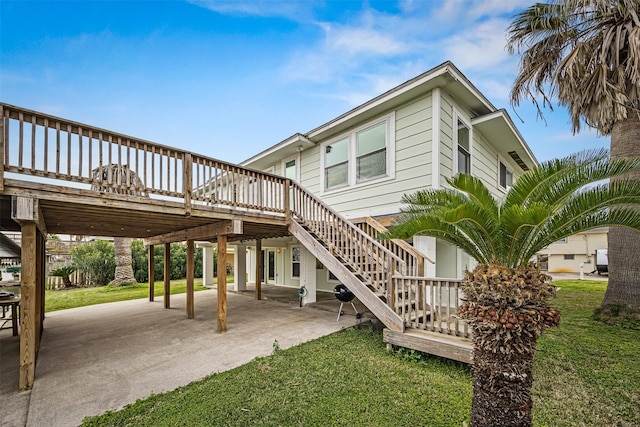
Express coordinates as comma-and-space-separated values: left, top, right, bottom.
313, 94, 434, 217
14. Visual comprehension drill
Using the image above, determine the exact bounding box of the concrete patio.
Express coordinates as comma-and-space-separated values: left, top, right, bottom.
1, 286, 368, 427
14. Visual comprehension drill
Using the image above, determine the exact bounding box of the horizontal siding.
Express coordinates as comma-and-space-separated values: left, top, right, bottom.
314, 94, 434, 217
472, 131, 501, 198
439, 95, 454, 186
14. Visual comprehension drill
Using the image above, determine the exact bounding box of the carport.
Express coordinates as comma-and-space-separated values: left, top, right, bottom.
1, 287, 360, 426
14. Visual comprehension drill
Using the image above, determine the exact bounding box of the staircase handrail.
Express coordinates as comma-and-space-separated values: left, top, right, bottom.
289, 181, 407, 295
353, 216, 435, 276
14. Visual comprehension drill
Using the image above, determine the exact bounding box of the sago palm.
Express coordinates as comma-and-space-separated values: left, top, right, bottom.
507, 0, 640, 311
383, 149, 640, 427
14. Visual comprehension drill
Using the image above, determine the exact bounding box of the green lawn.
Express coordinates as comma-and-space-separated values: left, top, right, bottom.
82, 279, 640, 427
45, 277, 233, 312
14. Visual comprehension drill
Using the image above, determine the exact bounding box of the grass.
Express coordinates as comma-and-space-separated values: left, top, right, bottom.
44, 277, 233, 312
82, 279, 640, 426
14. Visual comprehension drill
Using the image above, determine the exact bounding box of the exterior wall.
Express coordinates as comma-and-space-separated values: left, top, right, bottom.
296, 95, 434, 219
539, 231, 608, 273
241, 83, 534, 287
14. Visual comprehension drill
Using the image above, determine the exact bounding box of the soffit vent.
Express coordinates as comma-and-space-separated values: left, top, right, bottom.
509, 151, 529, 171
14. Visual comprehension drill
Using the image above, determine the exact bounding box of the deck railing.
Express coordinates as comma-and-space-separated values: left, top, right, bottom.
353, 216, 433, 276
290, 181, 406, 298
392, 276, 469, 337
0, 103, 287, 215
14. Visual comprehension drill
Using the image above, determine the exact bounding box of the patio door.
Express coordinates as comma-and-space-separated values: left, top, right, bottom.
262, 249, 276, 284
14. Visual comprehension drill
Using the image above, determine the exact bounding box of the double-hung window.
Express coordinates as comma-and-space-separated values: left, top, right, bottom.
457, 119, 471, 174
322, 114, 394, 192
325, 138, 349, 190
499, 161, 513, 189
356, 122, 386, 182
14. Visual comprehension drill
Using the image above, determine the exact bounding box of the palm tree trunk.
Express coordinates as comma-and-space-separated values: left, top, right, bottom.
471, 344, 535, 427
113, 237, 136, 286
602, 113, 640, 310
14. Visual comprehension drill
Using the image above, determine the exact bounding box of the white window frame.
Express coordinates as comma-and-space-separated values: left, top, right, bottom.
291, 246, 301, 278
281, 154, 300, 182
498, 156, 514, 192
454, 111, 472, 175
320, 112, 396, 194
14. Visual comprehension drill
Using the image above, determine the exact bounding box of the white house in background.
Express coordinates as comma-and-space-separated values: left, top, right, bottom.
201, 61, 538, 303
537, 228, 608, 274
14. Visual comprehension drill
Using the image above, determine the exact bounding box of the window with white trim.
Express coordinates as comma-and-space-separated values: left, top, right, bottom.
499, 161, 513, 189
322, 114, 394, 192
325, 138, 349, 190
457, 118, 471, 174
291, 247, 300, 278
356, 122, 386, 182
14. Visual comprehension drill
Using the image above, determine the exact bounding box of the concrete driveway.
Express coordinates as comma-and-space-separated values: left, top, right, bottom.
1, 289, 360, 427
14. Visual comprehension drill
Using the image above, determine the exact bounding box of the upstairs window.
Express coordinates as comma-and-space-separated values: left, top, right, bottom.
325, 138, 349, 190
321, 114, 395, 193
499, 161, 513, 189
457, 119, 471, 174
356, 122, 386, 182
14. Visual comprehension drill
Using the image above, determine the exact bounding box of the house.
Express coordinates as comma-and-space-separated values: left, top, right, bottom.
200, 61, 537, 304
537, 228, 608, 274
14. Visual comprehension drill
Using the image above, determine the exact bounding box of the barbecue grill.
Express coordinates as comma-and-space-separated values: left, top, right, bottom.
333, 284, 361, 321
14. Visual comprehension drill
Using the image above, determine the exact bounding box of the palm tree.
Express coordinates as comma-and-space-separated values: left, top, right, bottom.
91, 164, 146, 286
383, 149, 640, 426
507, 0, 640, 311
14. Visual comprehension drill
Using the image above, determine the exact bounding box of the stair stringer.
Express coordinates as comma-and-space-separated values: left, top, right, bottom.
289, 220, 404, 332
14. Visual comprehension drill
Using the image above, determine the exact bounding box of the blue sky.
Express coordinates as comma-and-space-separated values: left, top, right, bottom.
1, 0, 607, 164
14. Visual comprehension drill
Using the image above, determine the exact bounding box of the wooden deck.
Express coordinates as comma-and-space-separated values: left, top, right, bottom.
384, 328, 473, 364
0, 102, 473, 391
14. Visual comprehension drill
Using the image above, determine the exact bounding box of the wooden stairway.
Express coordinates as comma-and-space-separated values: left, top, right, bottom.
288, 184, 472, 363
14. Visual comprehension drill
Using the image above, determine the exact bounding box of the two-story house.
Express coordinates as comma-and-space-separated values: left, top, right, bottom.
200, 61, 537, 306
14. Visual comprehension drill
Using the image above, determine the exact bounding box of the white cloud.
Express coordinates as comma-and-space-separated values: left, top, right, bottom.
188, 0, 319, 21
441, 18, 512, 71
322, 24, 408, 57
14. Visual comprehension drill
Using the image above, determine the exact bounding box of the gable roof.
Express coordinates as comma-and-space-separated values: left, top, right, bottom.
242, 61, 537, 170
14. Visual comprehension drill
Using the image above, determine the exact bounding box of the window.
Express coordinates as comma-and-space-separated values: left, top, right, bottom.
325, 138, 349, 190
291, 247, 301, 278
284, 159, 296, 181
321, 114, 394, 192
499, 161, 513, 189
457, 119, 471, 174
356, 122, 386, 182
328, 270, 339, 282
557, 237, 568, 243
564, 254, 575, 260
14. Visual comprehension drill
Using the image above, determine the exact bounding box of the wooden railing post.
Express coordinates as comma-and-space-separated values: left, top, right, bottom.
164, 243, 171, 308
283, 179, 291, 221
183, 153, 192, 216
148, 244, 155, 302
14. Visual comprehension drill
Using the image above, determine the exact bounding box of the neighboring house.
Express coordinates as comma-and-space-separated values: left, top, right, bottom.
537, 228, 608, 274
200, 61, 537, 303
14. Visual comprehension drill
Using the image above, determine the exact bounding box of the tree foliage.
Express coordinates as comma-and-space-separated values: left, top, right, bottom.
507, 0, 640, 134
384, 149, 640, 267
71, 240, 115, 286
383, 149, 640, 426
131, 240, 204, 283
